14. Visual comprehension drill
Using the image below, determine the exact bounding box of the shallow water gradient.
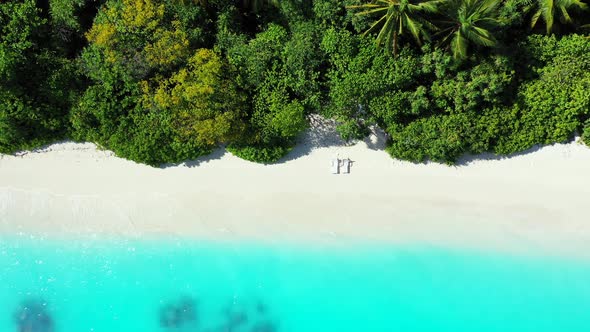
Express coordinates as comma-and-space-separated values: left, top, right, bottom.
1, 236, 590, 332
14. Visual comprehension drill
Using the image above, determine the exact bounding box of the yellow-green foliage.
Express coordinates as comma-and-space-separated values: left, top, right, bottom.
120, 0, 164, 31
85, 0, 187, 70
86, 0, 165, 44
145, 22, 190, 67
86, 22, 116, 47
7, 0, 590, 166
74, 0, 236, 165
142, 49, 245, 147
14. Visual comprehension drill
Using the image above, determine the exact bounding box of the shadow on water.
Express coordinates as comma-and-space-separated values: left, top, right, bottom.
14, 299, 53, 332
9, 295, 276, 332
158, 296, 278, 332
159, 296, 198, 330
218, 304, 249, 332
250, 321, 277, 332
203, 300, 277, 332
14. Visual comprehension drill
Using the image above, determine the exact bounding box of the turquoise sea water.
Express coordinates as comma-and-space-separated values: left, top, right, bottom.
1, 236, 590, 332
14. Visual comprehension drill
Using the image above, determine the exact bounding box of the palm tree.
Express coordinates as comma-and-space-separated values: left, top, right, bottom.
529, 0, 589, 34
348, 0, 441, 57
435, 0, 501, 60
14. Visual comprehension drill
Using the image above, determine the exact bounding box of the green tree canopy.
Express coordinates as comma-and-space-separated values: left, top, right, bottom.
72, 0, 242, 165
436, 0, 502, 60
1, 0, 77, 153
348, 0, 440, 56
529, 0, 589, 34
221, 22, 318, 162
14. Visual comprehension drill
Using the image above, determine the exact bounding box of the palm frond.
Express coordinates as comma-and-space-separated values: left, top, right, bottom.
451, 31, 468, 59
435, 0, 500, 60
348, 0, 441, 56
560, 6, 572, 23
530, 0, 589, 34
530, 9, 542, 27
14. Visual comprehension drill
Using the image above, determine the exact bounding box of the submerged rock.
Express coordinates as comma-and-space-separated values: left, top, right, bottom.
13, 299, 53, 332
159, 296, 198, 329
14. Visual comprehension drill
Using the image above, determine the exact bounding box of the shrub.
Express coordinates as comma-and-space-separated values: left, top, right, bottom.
227, 144, 292, 163
582, 121, 590, 146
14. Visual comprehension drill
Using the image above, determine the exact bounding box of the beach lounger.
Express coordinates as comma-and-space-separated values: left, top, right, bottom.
331, 158, 340, 174
341, 158, 351, 174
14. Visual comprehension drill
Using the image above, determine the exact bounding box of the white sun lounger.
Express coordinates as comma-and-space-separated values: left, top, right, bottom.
331, 158, 340, 174
341, 158, 351, 174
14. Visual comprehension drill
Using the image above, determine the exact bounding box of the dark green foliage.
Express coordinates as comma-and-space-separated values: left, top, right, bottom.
496, 34, 590, 153
219, 21, 317, 162
0, 0, 78, 153
48, 0, 103, 58
347, 0, 439, 56
323, 30, 517, 157
49, 0, 87, 37
528, 0, 588, 34
386, 113, 472, 164
312, 0, 348, 28
380, 52, 517, 162
70, 81, 139, 148
428, 55, 516, 114
582, 121, 590, 146
227, 144, 291, 163
72, 0, 242, 165
2, 0, 590, 166
435, 0, 502, 60
384, 34, 590, 162
322, 29, 423, 139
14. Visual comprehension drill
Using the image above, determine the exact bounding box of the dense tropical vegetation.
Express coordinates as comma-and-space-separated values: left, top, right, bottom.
1, 0, 589, 165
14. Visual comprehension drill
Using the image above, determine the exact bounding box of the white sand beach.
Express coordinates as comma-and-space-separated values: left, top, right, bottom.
1, 116, 590, 259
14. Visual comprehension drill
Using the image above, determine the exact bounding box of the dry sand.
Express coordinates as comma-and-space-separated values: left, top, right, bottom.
1, 116, 590, 259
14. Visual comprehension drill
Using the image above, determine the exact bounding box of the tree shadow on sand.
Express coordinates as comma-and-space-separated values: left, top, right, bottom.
361, 126, 389, 151
158, 115, 393, 167
278, 116, 391, 164
392, 139, 581, 168
160, 148, 228, 169
14, 298, 54, 332
454, 145, 547, 167
276, 116, 349, 164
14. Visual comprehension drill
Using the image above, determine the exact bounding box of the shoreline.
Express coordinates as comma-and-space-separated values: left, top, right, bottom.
2, 120, 590, 259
